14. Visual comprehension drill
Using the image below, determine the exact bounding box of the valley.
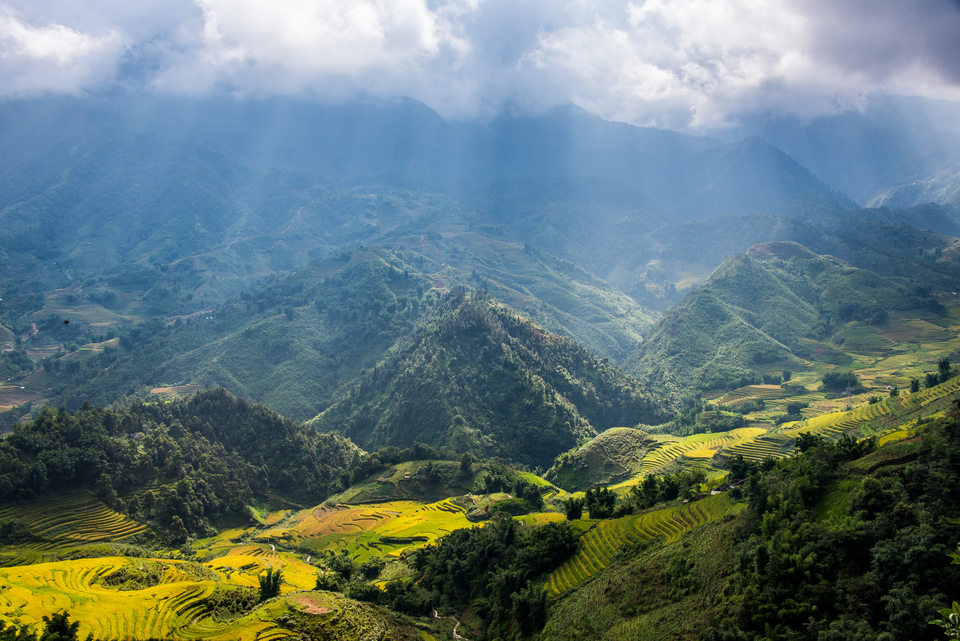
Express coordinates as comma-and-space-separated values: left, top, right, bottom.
0, 95, 959, 641
1, 364, 958, 639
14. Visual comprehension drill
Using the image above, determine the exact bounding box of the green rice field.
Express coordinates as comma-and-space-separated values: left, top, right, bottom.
545, 493, 741, 597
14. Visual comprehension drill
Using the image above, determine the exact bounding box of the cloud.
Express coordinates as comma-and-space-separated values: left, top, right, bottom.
516, 0, 960, 128
1, 0, 959, 126
0, 5, 125, 96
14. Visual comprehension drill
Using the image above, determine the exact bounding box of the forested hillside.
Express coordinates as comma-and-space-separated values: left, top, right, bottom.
20, 245, 656, 420
311, 289, 673, 467
0, 389, 358, 537
542, 405, 960, 641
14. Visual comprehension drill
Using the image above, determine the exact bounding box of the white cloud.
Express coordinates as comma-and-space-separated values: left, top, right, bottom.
517, 0, 960, 128
0, 5, 124, 96
173, 0, 467, 95
1, 0, 959, 126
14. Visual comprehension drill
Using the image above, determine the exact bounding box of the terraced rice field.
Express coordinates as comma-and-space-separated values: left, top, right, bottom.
832, 322, 898, 355
900, 375, 960, 409
713, 385, 791, 406
545, 494, 741, 597
610, 428, 768, 489
0, 557, 217, 639
877, 318, 953, 344
783, 396, 896, 441
0, 492, 147, 544
150, 384, 206, 400
257, 499, 478, 563
0, 555, 313, 641
206, 545, 318, 591
721, 435, 791, 462
636, 433, 732, 475
683, 449, 718, 459
37, 291, 124, 329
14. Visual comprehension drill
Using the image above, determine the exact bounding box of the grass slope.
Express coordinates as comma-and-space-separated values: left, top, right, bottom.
545, 428, 658, 491
628, 241, 954, 393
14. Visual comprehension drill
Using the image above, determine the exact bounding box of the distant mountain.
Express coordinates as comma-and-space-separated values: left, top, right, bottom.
309, 290, 674, 467
626, 241, 945, 392
0, 95, 846, 307
37, 245, 656, 418
867, 165, 960, 209
466, 182, 960, 309
720, 95, 960, 206
638, 201, 960, 294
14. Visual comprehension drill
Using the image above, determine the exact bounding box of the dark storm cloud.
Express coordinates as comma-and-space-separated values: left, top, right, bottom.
1, 0, 958, 127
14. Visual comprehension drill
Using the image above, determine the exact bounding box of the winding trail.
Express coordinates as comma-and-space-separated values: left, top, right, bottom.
433, 609, 467, 640
281, 200, 315, 235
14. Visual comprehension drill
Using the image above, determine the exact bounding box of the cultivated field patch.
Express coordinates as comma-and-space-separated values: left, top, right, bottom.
0, 492, 147, 545
256, 499, 478, 563
150, 384, 206, 400
545, 494, 741, 597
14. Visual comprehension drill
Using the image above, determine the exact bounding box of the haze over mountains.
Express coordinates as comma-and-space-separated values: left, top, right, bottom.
1, 89, 959, 641
2, 93, 959, 427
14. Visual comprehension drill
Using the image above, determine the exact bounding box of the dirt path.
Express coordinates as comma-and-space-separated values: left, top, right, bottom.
281, 200, 314, 235
167, 235, 252, 267
433, 609, 467, 640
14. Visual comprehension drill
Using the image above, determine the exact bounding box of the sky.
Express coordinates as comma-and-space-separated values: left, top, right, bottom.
2, 0, 960, 130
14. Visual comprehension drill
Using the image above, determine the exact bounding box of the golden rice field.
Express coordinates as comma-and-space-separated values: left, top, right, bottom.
0, 495, 471, 640
256, 498, 479, 563
876, 318, 953, 344
0, 554, 340, 641
784, 376, 960, 442
0, 492, 147, 547
545, 493, 741, 597
611, 427, 768, 488
712, 385, 791, 406
720, 435, 792, 462
0, 557, 217, 640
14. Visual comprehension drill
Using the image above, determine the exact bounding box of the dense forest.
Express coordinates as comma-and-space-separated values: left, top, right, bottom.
0, 390, 358, 537
709, 414, 960, 640
312, 288, 673, 467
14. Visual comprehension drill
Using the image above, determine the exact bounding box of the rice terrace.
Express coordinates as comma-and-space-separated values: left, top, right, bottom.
2, 366, 959, 638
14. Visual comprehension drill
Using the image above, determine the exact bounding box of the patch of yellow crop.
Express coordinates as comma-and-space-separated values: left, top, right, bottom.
208, 545, 317, 591
514, 512, 567, 526
878, 430, 911, 446
256, 499, 480, 562
684, 449, 716, 459
0, 492, 147, 544
0, 557, 216, 640
877, 318, 952, 343
264, 510, 289, 526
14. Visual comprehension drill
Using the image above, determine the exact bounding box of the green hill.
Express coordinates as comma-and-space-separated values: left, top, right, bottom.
466, 179, 960, 311
0, 389, 359, 538
627, 241, 946, 393
540, 407, 960, 641
544, 427, 657, 491
27, 243, 656, 420
310, 290, 673, 467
